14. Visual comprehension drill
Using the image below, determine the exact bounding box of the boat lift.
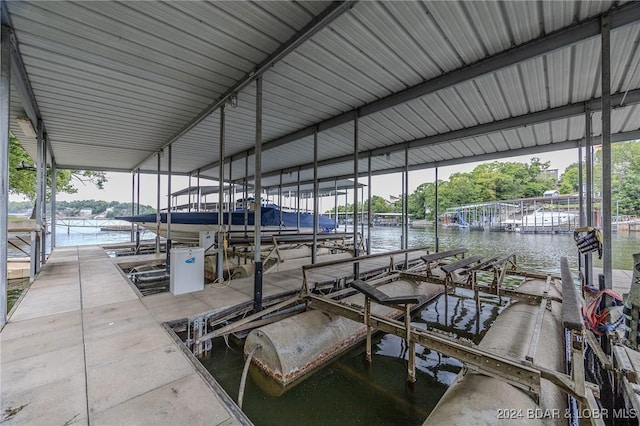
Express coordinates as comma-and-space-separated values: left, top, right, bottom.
188, 246, 603, 424
300, 250, 603, 425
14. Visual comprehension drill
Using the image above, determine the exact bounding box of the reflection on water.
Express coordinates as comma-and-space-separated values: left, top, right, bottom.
362, 226, 639, 272
201, 288, 504, 426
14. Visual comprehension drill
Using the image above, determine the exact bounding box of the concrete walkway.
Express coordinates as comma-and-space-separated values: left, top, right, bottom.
1, 246, 249, 425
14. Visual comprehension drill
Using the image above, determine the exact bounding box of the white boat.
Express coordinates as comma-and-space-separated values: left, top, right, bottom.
501, 209, 578, 232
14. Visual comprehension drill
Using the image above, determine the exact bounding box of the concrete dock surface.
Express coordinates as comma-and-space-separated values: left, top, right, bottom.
1, 246, 250, 426
1, 246, 635, 425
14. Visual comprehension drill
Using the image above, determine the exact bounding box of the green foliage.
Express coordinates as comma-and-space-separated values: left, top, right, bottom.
408, 158, 557, 217
9, 133, 108, 203
558, 163, 580, 194
363, 195, 393, 213
325, 195, 398, 215
8, 200, 155, 217
608, 141, 640, 215
408, 182, 435, 220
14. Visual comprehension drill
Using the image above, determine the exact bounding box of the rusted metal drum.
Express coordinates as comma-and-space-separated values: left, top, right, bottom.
244, 280, 443, 396
424, 281, 566, 425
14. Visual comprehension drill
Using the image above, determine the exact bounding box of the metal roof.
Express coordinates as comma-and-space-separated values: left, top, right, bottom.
3, 0, 640, 187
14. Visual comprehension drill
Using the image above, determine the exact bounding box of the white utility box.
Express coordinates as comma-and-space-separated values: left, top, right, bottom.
170, 247, 204, 295
199, 230, 215, 252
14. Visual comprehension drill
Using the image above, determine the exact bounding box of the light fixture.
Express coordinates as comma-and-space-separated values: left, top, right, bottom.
17, 116, 36, 138
16, 160, 36, 171
227, 93, 238, 108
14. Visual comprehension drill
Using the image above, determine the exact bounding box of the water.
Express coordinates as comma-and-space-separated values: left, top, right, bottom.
201, 289, 504, 426
8, 222, 155, 258
52, 223, 153, 248
362, 226, 639, 272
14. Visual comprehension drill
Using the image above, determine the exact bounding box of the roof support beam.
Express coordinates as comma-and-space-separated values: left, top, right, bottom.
134, 0, 357, 171
194, 1, 640, 176
309, 129, 640, 183
250, 129, 640, 189
237, 88, 640, 182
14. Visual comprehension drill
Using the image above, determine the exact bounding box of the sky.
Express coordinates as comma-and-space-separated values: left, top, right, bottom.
10, 148, 579, 209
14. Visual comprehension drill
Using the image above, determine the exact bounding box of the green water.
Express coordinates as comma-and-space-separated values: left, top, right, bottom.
201, 289, 504, 426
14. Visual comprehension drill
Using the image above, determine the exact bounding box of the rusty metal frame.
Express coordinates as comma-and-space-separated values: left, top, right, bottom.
308, 294, 542, 394
307, 293, 604, 408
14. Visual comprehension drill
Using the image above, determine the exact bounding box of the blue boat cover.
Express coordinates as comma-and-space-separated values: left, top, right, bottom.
117, 207, 337, 232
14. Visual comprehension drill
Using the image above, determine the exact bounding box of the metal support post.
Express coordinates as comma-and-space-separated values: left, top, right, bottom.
166, 145, 172, 273
135, 169, 140, 253
41, 129, 46, 265
367, 153, 372, 255
131, 171, 135, 242
404, 146, 409, 268
578, 141, 585, 227
435, 167, 439, 252
586, 108, 594, 286
296, 167, 301, 230
254, 77, 263, 312
353, 113, 359, 279
188, 172, 192, 212
197, 169, 201, 212
218, 106, 226, 281
50, 159, 56, 248
155, 151, 161, 253
278, 172, 283, 230
601, 15, 612, 292
0, 23, 10, 329
334, 179, 338, 234
229, 158, 233, 228
312, 127, 319, 264
244, 153, 249, 235
35, 119, 44, 272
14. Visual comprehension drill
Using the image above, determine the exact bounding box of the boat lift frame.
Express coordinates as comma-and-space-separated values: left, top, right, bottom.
300, 248, 604, 425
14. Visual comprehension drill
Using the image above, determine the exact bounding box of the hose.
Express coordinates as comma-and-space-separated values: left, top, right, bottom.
238, 344, 261, 409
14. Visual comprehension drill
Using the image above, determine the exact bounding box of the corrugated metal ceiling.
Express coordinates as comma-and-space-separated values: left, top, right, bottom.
4, 0, 640, 188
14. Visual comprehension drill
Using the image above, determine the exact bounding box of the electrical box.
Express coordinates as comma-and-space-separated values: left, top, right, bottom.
199, 230, 215, 252
170, 247, 204, 295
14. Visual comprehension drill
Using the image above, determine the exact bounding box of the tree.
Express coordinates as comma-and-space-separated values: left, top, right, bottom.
363, 195, 392, 214
9, 134, 107, 217
609, 141, 640, 215
406, 158, 558, 217
408, 182, 435, 220
558, 163, 580, 194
